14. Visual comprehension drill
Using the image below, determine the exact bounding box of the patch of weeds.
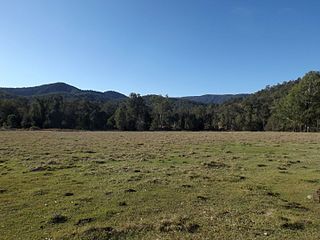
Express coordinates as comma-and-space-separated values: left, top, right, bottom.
146, 178, 169, 185
66, 224, 152, 240
47, 160, 59, 165
228, 175, 247, 183
197, 195, 208, 201
118, 201, 127, 206
0, 188, 7, 194
279, 170, 289, 174
33, 189, 48, 196
281, 222, 305, 231
82, 150, 96, 154
313, 189, 320, 202
203, 161, 229, 169
283, 202, 309, 211
279, 216, 289, 222
216, 211, 232, 218
76, 218, 95, 226
186, 223, 200, 233
71, 227, 123, 240
127, 175, 142, 182
278, 167, 287, 170
248, 184, 268, 192
49, 214, 68, 224
124, 189, 136, 193
266, 191, 280, 197
302, 179, 320, 183
106, 210, 118, 219
78, 197, 93, 203
30, 166, 51, 172
94, 160, 106, 164
188, 174, 201, 179
257, 164, 267, 167
158, 217, 200, 233
288, 160, 301, 165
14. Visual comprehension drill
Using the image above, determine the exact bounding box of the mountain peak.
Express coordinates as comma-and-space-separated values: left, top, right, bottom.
0, 82, 80, 97
0, 82, 128, 101
1, 83, 249, 104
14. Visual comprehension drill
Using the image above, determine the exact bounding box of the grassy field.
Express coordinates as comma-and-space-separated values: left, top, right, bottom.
0, 131, 320, 240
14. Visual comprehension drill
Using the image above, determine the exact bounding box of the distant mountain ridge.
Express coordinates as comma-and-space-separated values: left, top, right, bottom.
0, 82, 128, 101
0, 82, 79, 96
182, 94, 249, 104
0, 82, 250, 104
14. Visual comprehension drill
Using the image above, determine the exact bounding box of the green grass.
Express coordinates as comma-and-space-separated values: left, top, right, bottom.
0, 131, 320, 239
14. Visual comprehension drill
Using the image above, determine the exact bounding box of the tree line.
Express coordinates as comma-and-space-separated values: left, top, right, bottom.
1, 71, 320, 132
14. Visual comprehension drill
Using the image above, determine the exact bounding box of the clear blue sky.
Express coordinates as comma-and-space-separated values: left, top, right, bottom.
1, 0, 320, 96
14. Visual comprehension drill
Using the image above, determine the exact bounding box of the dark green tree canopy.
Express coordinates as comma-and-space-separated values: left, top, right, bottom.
1, 71, 319, 132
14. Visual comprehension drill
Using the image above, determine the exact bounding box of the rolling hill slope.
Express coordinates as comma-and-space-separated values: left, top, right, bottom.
0, 82, 128, 101
182, 94, 249, 104
0, 82, 249, 104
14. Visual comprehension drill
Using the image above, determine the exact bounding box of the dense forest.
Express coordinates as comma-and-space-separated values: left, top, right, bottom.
1, 71, 320, 131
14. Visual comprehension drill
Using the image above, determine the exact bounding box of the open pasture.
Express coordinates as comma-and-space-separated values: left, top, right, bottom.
0, 131, 320, 239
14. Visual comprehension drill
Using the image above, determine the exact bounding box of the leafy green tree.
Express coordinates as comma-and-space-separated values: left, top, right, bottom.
150, 96, 172, 130
75, 101, 93, 130
44, 97, 64, 128
1, 71, 319, 132
125, 93, 150, 130
90, 109, 107, 130
30, 99, 47, 128
6, 114, 18, 128
273, 71, 320, 131
0, 99, 22, 127
114, 104, 128, 130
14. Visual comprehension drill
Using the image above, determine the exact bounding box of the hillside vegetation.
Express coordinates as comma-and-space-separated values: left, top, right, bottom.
0, 71, 320, 131
182, 94, 249, 104
0, 82, 127, 102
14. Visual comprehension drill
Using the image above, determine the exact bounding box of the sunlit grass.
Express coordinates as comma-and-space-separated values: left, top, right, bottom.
0, 131, 319, 239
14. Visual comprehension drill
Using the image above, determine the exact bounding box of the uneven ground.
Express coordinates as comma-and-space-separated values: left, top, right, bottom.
0, 131, 320, 240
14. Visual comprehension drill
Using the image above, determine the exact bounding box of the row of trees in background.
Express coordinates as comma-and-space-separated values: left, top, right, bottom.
1, 71, 320, 131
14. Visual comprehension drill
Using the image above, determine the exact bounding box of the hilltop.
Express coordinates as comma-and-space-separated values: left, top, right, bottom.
0, 82, 247, 104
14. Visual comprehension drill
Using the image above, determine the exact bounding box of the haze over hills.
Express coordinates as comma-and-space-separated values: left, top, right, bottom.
0, 82, 249, 104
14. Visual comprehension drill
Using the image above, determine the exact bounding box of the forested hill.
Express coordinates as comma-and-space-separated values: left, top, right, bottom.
0, 82, 79, 96
0, 83, 128, 101
182, 94, 249, 104
0, 82, 248, 104
1, 71, 319, 131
